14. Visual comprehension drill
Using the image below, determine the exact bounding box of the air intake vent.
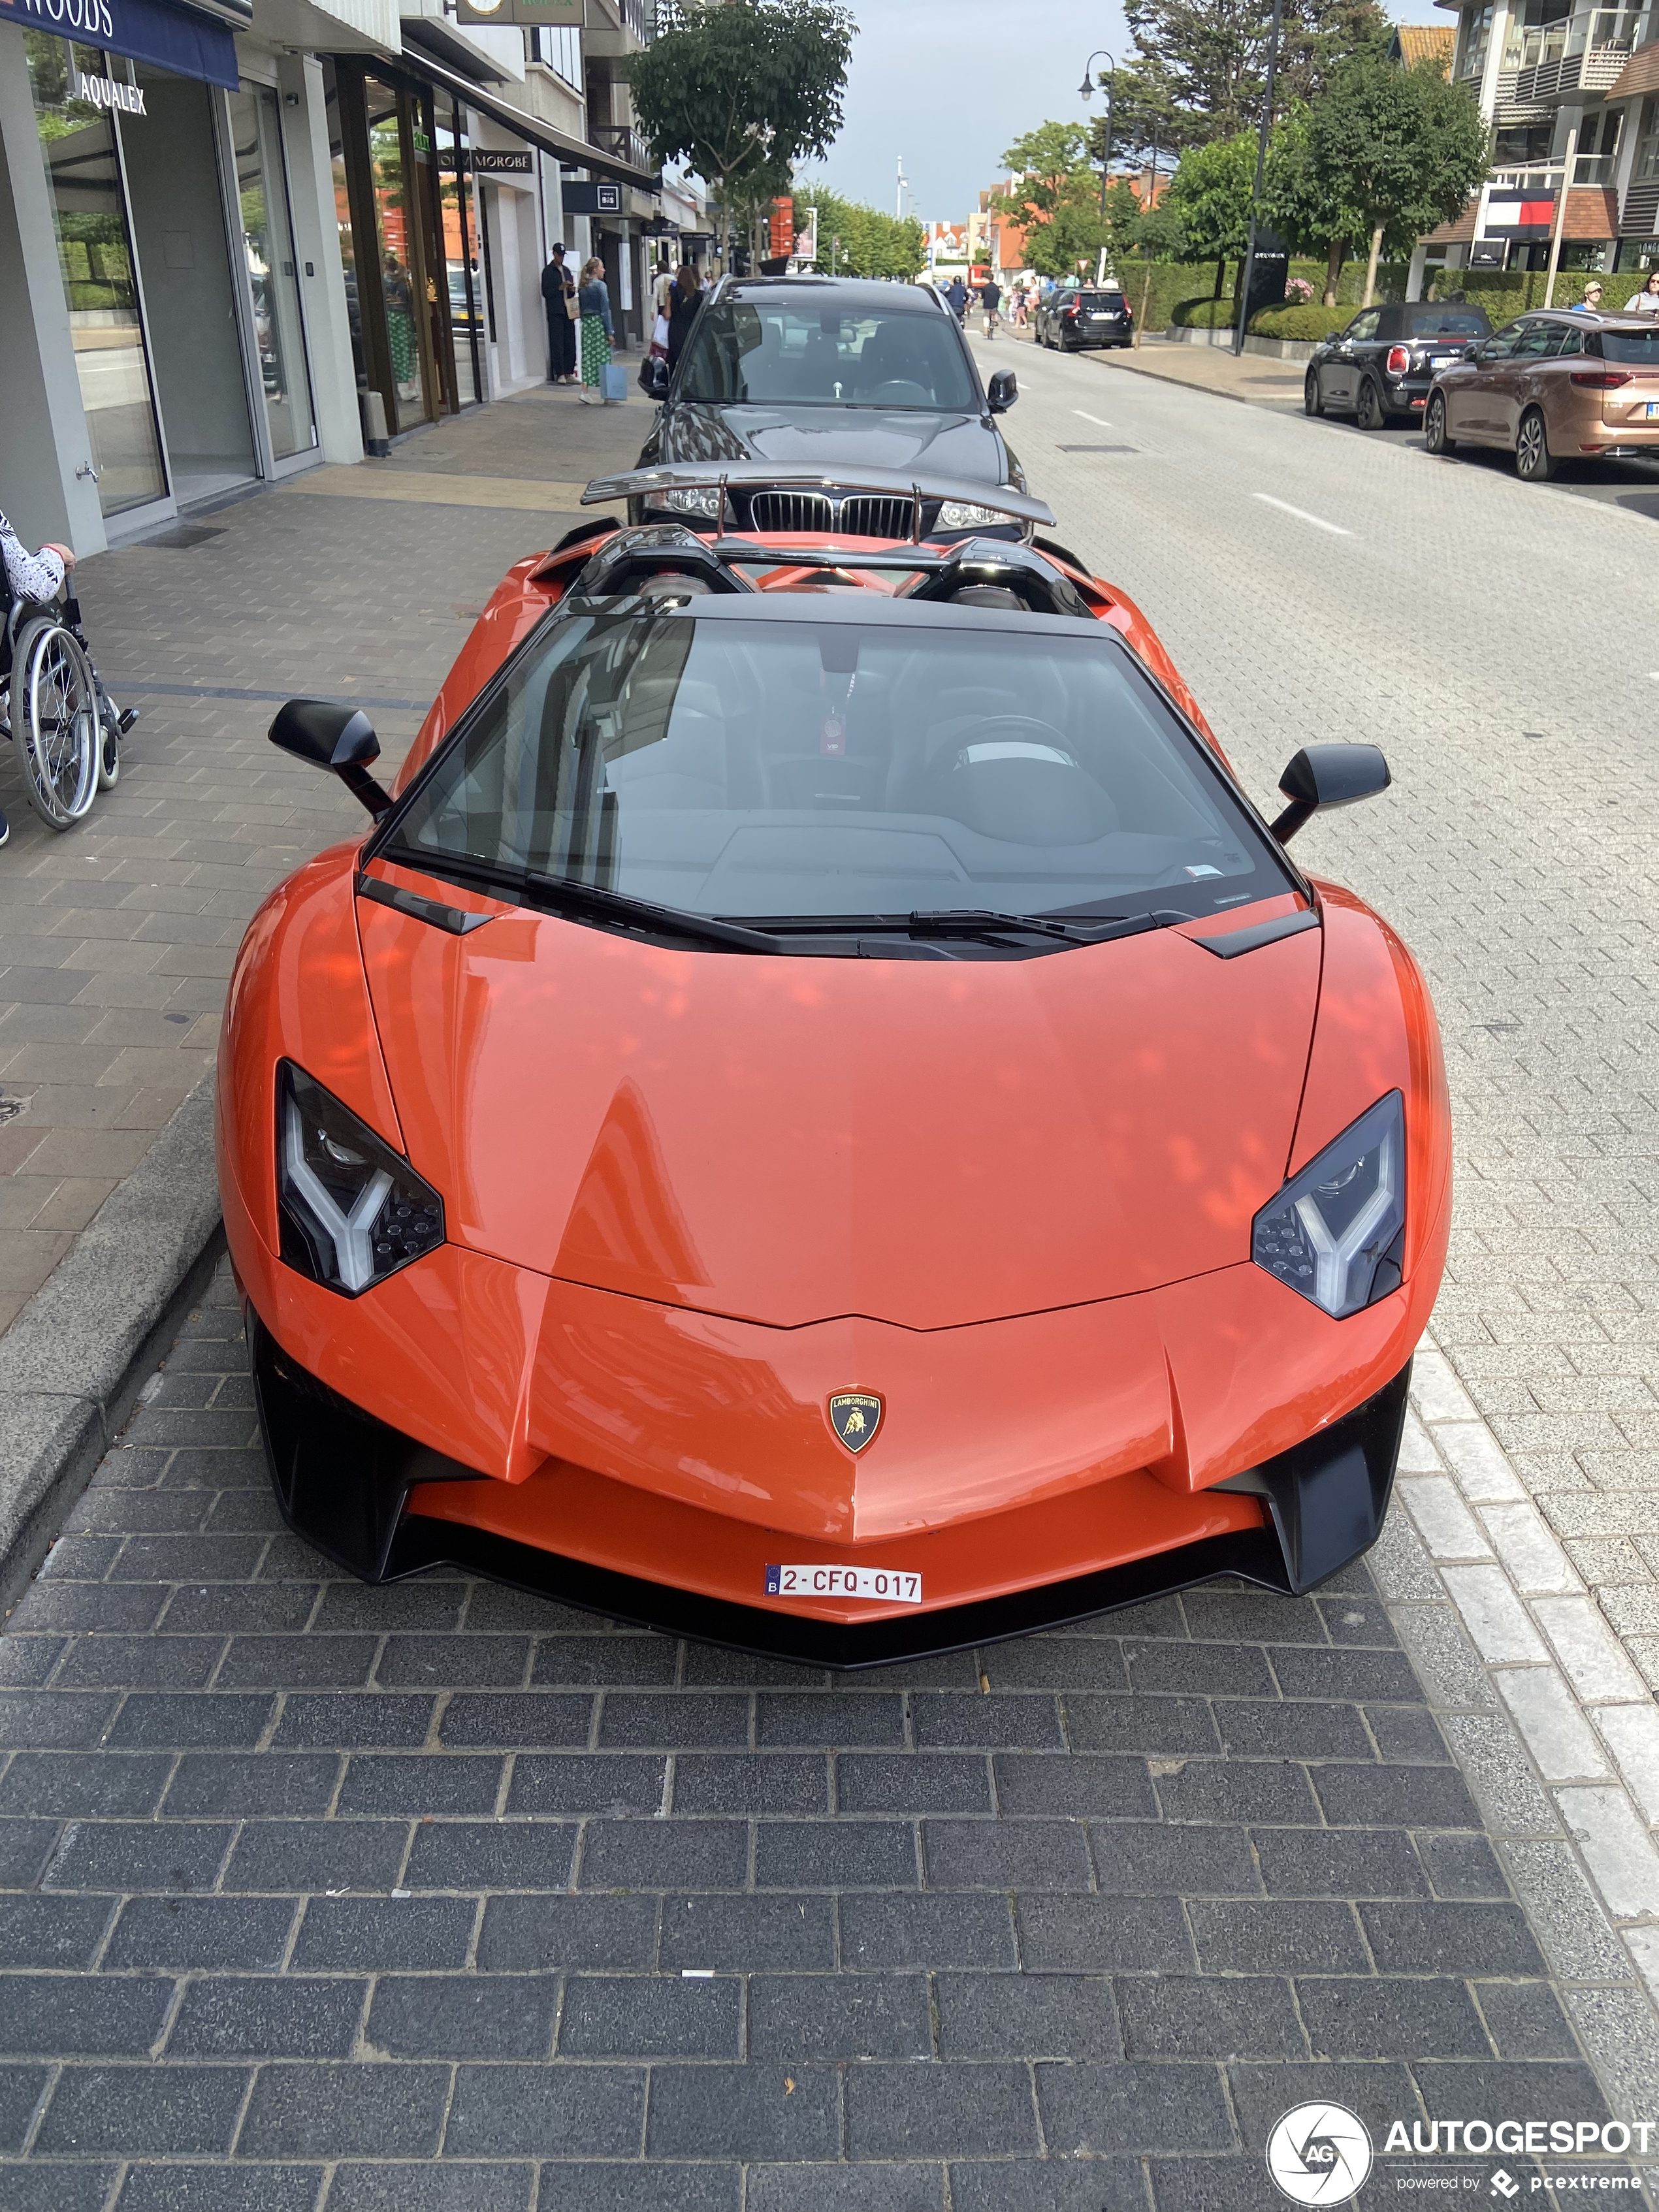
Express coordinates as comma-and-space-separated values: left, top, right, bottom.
749, 491, 835, 534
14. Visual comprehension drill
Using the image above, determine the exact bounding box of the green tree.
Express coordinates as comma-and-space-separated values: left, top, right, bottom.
1276, 0, 1392, 107
630, 0, 854, 264
794, 185, 926, 278
995, 121, 1110, 280
1123, 0, 1276, 144
1272, 56, 1489, 306
1164, 128, 1259, 293
1264, 102, 1365, 301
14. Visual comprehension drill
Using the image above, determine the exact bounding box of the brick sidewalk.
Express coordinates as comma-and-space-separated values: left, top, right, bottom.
0, 1260, 1637, 2209
0, 389, 645, 1334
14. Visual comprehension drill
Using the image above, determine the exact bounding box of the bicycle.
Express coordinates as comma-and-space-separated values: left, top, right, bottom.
2, 588, 136, 830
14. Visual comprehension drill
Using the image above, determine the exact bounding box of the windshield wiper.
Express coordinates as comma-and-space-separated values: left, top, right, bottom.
379, 844, 784, 955
904, 908, 1163, 944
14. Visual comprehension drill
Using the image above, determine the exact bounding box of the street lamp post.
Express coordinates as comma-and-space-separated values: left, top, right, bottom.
1079, 50, 1116, 289
1232, 0, 1285, 357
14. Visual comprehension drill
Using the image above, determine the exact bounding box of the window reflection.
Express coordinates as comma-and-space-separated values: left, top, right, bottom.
229, 88, 317, 460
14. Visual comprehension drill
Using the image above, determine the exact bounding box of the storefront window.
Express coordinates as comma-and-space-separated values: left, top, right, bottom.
436, 102, 481, 408
25, 31, 167, 517
364, 75, 426, 423
228, 89, 316, 461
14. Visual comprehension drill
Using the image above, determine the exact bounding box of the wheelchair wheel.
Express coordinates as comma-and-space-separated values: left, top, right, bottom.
97, 716, 121, 792
13, 617, 98, 828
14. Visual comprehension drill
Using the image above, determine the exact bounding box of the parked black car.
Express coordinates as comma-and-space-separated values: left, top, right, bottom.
1033, 285, 1134, 352
635, 276, 1027, 540
1304, 300, 1492, 429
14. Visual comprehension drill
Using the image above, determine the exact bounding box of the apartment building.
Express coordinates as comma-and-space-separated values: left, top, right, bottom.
1413, 0, 1659, 289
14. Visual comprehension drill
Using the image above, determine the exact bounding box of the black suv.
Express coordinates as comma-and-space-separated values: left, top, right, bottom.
1034, 285, 1133, 352
1305, 300, 1492, 429
635, 276, 1027, 540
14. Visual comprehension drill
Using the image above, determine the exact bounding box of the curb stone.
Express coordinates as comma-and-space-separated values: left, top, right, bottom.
1377, 1332, 1659, 2118
0, 1071, 223, 1612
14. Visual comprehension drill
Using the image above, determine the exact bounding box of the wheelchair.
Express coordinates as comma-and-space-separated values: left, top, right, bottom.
2, 585, 136, 830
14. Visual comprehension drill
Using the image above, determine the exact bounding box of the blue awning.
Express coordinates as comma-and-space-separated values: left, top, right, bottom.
0, 0, 240, 90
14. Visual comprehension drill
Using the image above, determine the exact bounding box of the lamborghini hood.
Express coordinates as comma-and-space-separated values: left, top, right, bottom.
358, 896, 1321, 1332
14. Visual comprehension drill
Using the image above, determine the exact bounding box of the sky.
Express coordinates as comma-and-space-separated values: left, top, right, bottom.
811, 0, 1442, 229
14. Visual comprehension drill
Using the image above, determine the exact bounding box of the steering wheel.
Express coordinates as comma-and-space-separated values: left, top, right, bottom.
868, 379, 931, 405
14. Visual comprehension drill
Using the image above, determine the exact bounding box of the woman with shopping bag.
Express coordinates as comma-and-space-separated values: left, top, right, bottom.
666, 262, 703, 372
577, 257, 613, 405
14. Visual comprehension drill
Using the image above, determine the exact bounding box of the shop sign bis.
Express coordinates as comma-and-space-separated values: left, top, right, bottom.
74, 65, 147, 113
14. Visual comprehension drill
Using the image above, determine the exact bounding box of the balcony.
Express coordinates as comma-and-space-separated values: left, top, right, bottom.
589, 120, 653, 172
1492, 71, 1555, 122
1511, 8, 1638, 100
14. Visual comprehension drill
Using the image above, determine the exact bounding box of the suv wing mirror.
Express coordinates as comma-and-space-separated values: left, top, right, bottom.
1270, 743, 1389, 842
639, 355, 671, 400
269, 698, 393, 818
987, 368, 1018, 413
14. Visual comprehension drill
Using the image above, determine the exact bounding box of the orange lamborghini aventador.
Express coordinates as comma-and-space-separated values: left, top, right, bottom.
216, 462, 1451, 1664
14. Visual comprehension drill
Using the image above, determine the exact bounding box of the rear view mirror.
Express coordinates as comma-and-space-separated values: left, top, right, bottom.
987, 368, 1018, 413
1270, 743, 1390, 842
269, 698, 393, 818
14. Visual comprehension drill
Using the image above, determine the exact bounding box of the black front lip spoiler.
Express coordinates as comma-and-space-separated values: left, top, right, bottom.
249, 1313, 1410, 1669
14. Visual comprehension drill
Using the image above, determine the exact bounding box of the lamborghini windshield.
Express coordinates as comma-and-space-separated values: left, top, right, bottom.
390, 613, 1291, 924
677, 300, 978, 410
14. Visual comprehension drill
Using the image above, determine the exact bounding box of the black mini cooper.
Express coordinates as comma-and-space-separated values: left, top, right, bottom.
1305, 300, 1492, 429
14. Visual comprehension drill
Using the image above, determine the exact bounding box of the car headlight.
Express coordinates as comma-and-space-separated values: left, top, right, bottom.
1251, 1091, 1406, 1319
938, 500, 1008, 528
276, 1062, 443, 1297
659, 485, 723, 518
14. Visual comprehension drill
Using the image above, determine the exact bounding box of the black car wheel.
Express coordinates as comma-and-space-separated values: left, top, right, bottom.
1515, 406, 1556, 482
1304, 369, 1324, 418
1425, 391, 1455, 454
1355, 377, 1386, 432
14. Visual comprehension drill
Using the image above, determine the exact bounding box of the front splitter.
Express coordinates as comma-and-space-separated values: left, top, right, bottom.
250, 1310, 1409, 1669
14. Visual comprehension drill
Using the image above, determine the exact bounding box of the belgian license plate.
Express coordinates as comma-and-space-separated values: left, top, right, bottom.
766, 1564, 923, 1603
1090, 313, 1109, 321
1645, 401, 1659, 419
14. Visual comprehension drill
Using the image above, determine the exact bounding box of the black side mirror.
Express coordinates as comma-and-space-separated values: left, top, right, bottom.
269, 698, 393, 818
639, 355, 671, 400
1270, 743, 1390, 842
987, 368, 1018, 413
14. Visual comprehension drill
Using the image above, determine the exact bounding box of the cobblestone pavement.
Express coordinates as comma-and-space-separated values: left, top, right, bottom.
0, 1266, 1647, 2209
0, 388, 643, 1332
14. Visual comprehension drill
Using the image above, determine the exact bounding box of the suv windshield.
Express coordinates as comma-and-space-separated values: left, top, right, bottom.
391, 614, 1291, 925
1407, 309, 1488, 336
1598, 329, 1659, 363
677, 300, 978, 409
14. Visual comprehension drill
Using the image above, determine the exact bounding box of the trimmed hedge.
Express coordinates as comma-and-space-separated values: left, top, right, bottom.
1426, 264, 1618, 327
1170, 295, 1235, 327
1248, 303, 1351, 340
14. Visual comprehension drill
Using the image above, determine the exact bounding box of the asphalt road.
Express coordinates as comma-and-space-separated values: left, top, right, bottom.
1, 361, 1658, 2207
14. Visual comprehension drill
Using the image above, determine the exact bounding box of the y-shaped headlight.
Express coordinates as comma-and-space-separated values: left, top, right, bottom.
1252, 1092, 1406, 1319
276, 1063, 443, 1297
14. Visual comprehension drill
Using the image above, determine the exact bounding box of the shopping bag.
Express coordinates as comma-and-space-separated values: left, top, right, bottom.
651, 312, 670, 355
601, 362, 629, 402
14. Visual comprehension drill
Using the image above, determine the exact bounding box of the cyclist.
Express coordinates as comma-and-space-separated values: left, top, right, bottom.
979, 277, 1002, 339
1, 509, 76, 848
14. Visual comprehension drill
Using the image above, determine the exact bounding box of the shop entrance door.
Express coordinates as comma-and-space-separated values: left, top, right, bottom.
122, 68, 257, 506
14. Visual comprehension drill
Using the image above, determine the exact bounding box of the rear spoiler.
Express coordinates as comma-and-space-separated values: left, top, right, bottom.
582, 460, 1055, 532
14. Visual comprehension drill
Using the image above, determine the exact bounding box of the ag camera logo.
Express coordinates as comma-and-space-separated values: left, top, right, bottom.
1267, 2101, 1376, 2204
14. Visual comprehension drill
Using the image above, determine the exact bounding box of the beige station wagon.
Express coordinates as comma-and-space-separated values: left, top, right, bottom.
1425, 309, 1659, 481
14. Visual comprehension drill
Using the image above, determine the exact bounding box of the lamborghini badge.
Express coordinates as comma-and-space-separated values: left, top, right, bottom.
828, 1392, 883, 1453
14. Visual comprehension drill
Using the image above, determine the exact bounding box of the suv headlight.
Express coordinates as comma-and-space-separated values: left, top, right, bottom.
1251, 1092, 1406, 1319
660, 485, 723, 518
939, 499, 1008, 528
276, 1063, 443, 1297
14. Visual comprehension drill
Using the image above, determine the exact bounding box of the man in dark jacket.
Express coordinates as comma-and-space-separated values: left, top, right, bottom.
978, 279, 1002, 336
541, 244, 577, 383
944, 276, 967, 323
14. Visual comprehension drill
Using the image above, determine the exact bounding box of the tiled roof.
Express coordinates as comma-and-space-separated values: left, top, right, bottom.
1393, 24, 1455, 72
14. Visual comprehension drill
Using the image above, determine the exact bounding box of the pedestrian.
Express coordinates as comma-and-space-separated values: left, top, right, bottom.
577, 255, 614, 404
945, 275, 967, 323
1572, 279, 1606, 313
652, 256, 675, 317
979, 276, 1002, 338
0, 508, 76, 848
540, 242, 577, 384
1622, 269, 1659, 314
666, 259, 703, 372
